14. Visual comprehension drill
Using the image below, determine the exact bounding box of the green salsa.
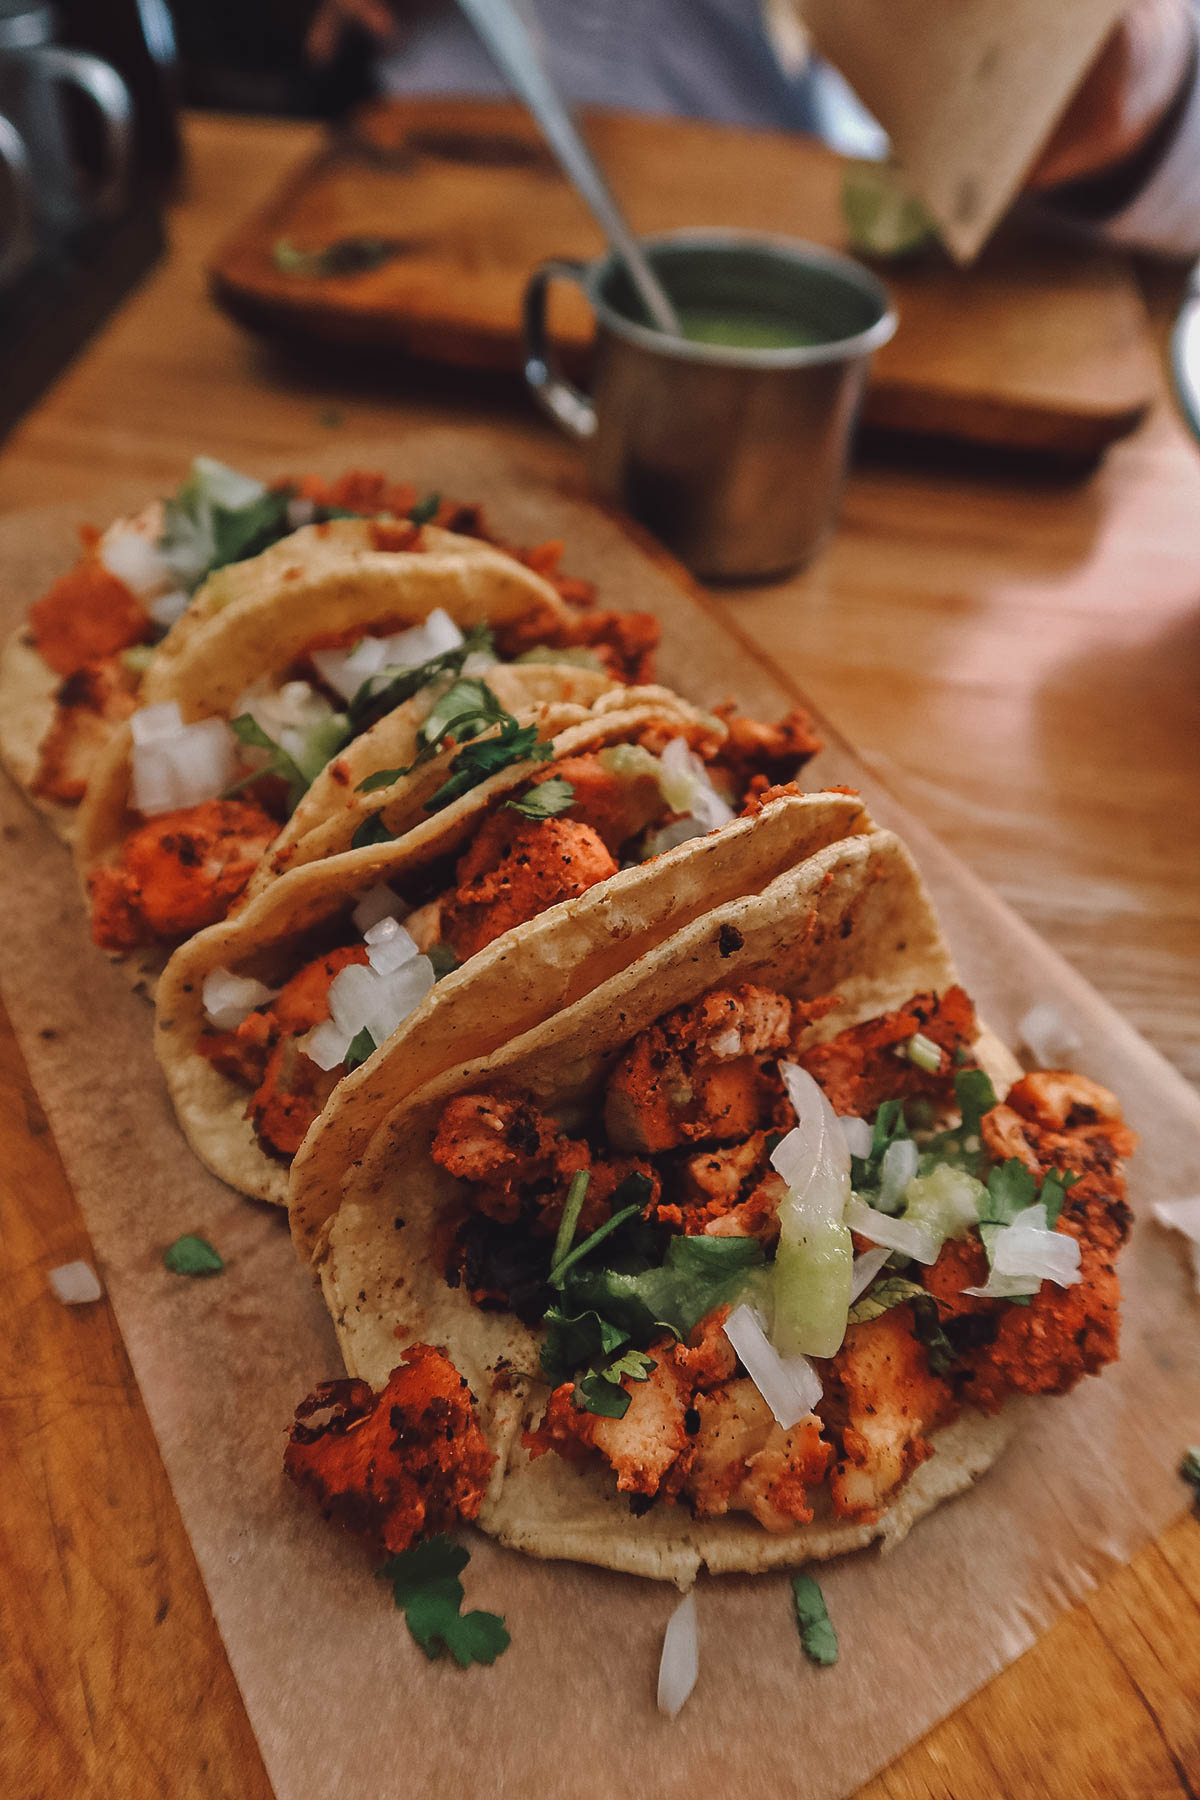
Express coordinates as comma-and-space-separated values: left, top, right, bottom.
675, 307, 826, 350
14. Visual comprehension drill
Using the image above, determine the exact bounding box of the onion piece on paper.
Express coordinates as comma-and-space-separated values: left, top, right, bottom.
657, 1591, 699, 1720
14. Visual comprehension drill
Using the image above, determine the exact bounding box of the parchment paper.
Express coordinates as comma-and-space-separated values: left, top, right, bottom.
3, 429, 1199, 1800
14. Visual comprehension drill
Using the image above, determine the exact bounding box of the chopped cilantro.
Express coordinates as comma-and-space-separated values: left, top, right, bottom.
351, 813, 395, 850
565, 1232, 763, 1347
506, 776, 575, 821
541, 1305, 630, 1385
356, 765, 405, 794
574, 1349, 656, 1419
408, 491, 441, 526
1040, 1168, 1079, 1229
158, 460, 294, 592
791, 1574, 838, 1666
977, 1158, 1038, 1265
427, 720, 552, 811
550, 1170, 591, 1274
954, 1067, 997, 1139
225, 713, 309, 812
1181, 1448, 1200, 1501
849, 1097, 911, 1194
346, 625, 493, 735
847, 1274, 957, 1375
378, 1536, 509, 1668
426, 943, 459, 980
163, 1234, 223, 1277
343, 1026, 376, 1073
274, 234, 405, 278
549, 1200, 645, 1290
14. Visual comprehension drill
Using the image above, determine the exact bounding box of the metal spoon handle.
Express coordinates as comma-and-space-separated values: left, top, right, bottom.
455, 0, 681, 336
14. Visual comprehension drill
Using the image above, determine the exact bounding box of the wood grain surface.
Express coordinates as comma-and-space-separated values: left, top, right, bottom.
208, 96, 1157, 455
1, 111, 1199, 1800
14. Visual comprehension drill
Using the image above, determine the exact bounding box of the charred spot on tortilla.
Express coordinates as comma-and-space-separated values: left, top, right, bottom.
718, 923, 743, 956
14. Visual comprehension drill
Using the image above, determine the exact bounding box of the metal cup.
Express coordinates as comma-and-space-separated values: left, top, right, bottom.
523, 229, 896, 581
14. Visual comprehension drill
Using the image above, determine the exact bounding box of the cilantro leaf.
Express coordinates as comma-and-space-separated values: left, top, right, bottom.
426, 720, 552, 812
426, 944, 459, 980
977, 1158, 1038, 1265
163, 1234, 223, 1277
346, 625, 493, 735
225, 713, 309, 812
540, 1306, 630, 1385
566, 1232, 763, 1347
847, 1274, 926, 1325
549, 1201, 645, 1290
408, 491, 441, 526
550, 1169, 592, 1273
955, 1067, 998, 1139
351, 813, 395, 850
343, 1026, 376, 1073
574, 1350, 656, 1419
1040, 1169, 1079, 1229
791, 1574, 838, 1667
356, 766, 406, 794
378, 1536, 509, 1669
1181, 1447, 1200, 1501
849, 1276, 957, 1375
849, 1097, 911, 1194
506, 777, 575, 821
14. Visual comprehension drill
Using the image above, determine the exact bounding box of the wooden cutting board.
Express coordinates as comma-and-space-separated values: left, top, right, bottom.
209, 98, 1157, 457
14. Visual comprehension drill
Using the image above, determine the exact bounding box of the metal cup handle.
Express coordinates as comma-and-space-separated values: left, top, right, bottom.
0, 112, 35, 287
522, 258, 598, 441
33, 46, 133, 219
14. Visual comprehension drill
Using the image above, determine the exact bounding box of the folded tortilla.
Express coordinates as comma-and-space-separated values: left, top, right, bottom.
154, 693, 870, 1207
1, 509, 573, 846
298, 827, 1022, 1583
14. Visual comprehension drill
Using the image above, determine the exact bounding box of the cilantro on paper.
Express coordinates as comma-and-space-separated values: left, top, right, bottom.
1180, 1448, 1200, 1501
343, 1027, 376, 1073
791, 1573, 838, 1667
163, 1234, 224, 1277
506, 777, 575, 821
379, 1536, 509, 1668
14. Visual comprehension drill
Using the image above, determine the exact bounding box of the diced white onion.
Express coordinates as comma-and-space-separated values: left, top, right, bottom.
202, 967, 277, 1031
657, 1591, 699, 1721
1153, 1197, 1200, 1241
879, 1136, 919, 1211
849, 1245, 892, 1300
461, 649, 498, 676
301, 951, 436, 1070
844, 1194, 940, 1264
722, 1303, 822, 1427
148, 588, 189, 629
352, 884, 403, 935
1154, 1199, 1200, 1294
234, 680, 336, 764
49, 1260, 102, 1305
711, 1028, 742, 1059
286, 496, 316, 529
130, 707, 237, 816
839, 1114, 873, 1160
303, 1020, 352, 1073
658, 736, 735, 831
907, 1031, 942, 1073
311, 609, 465, 703
99, 524, 170, 596
131, 700, 185, 745
1019, 1003, 1082, 1070
774, 1062, 850, 1200
642, 817, 708, 858
364, 916, 421, 976
963, 1203, 1082, 1298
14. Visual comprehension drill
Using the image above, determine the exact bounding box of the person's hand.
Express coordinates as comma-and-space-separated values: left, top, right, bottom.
1026, 0, 1195, 189
306, 0, 400, 66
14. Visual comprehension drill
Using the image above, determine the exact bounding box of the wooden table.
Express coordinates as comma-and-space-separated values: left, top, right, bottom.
3, 112, 1199, 1800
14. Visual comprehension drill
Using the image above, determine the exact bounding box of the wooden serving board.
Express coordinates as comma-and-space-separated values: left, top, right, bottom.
209, 98, 1158, 457
2, 431, 1200, 1800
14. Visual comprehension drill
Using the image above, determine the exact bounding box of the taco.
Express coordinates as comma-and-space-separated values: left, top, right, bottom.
284, 827, 1134, 1585
71, 521, 639, 987
0, 454, 653, 844
152, 700, 834, 1207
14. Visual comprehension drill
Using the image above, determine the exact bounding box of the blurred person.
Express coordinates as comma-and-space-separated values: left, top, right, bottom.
305, 0, 1200, 256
